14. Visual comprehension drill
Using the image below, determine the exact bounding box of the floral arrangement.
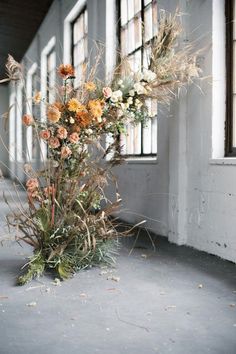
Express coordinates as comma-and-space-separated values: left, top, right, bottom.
1, 11, 200, 284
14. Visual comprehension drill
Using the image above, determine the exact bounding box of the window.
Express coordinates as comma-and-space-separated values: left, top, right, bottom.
41, 36, 56, 161
46, 49, 56, 103
26, 63, 39, 161
71, 7, 88, 87
225, 0, 236, 156
119, 0, 158, 157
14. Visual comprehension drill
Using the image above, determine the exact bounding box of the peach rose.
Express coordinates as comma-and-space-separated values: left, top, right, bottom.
57, 126, 68, 139
40, 129, 51, 140
47, 105, 61, 123
68, 132, 79, 144
22, 114, 34, 126
102, 87, 112, 99
26, 178, 39, 192
61, 146, 72, 159
49, 137, 60, 149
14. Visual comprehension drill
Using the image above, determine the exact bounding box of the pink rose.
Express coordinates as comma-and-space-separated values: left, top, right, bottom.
68, 132, 79, 144
26, 178, 39, 192
49, 137, 60, 149
40, 129, 51, 140
57, 126, 68, 139
102, 86, 112, 99
61, 146, 72, 159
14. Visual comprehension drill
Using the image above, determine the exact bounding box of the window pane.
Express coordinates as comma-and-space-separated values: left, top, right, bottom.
144, 4, 153, 42
134, 15, 142, 49
121, 0, 128, 26
134, 0, 141, 14
127, 0, 134, 21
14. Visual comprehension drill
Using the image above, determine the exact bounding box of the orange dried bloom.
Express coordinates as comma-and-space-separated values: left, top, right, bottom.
58, 64, 75, 78
84, 81, 96, 92
33, 91, 41, 104
87, 99, 103, 121
47, 105, 61, 123
44, 185, 56, 198
26, 178, 39, 192
76, 111, 91, 128
53, 101, 64, 112
22, 114, 34, 126
68, 98, 86, 113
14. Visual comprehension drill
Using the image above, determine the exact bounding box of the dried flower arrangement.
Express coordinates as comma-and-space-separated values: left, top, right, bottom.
1, 11, 201, 284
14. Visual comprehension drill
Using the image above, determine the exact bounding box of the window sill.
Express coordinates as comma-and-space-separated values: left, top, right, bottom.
125, 157, 158, 164
209, 158, 236, 166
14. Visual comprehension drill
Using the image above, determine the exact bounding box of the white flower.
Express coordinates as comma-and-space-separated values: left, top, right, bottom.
69, 116, 75, 124
129, 89, 135, 97
127, 97, 133, 105
134, 82, 147, 95
135, 99, 143, 109
111, 90, 123, 103
143, 70, 157, 82
86, 129, 93, 135
117, 79, 123, 86
120, 102, 129, 110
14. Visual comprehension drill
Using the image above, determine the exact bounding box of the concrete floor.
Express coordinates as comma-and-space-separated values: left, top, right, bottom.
0, 180, 236, 354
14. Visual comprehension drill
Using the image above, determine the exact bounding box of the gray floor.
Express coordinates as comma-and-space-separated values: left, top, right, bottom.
0, 181, 236, 354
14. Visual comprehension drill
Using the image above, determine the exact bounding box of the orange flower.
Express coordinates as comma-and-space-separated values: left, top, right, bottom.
84, 81, 96, 92
61, 146, 72, 159
53, 101, 64, 112
87, 99, 103, 121
33, 91, 41, 104
49, 137, 60, 149
57, 126, 68, 139
22, 114, 34, 126
68, 132, 79, 144
76, 111, 91, 128
58, 64, 75, 79
40, 129, 51, 140
26, 178, 39, 192
47, 105, 61, 123
68, 98, 85, 113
